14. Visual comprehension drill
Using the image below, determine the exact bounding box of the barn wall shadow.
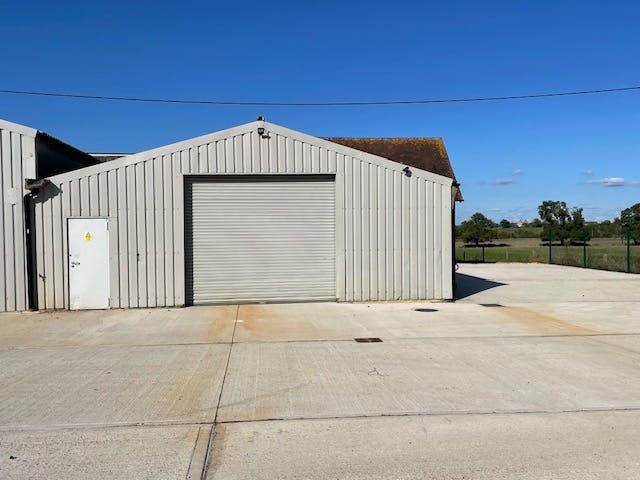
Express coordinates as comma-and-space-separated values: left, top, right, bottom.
455, 273, 506, 300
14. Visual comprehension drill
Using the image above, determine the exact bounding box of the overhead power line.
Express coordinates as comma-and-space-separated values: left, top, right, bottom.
0, 85, 639, 107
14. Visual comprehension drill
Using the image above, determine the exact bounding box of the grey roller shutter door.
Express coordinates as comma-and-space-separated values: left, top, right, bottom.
185, 176, 336, 304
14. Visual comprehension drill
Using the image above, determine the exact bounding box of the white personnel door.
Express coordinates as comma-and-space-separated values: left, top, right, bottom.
68, 218, 110, 310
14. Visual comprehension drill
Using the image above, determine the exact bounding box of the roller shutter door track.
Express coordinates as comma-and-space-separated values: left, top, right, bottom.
185, 175, 336, 304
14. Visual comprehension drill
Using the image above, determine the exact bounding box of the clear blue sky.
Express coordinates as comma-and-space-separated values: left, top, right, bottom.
2, 0, 639, 222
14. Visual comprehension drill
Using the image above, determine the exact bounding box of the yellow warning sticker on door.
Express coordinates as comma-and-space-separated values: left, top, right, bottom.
84, 232, 92, 241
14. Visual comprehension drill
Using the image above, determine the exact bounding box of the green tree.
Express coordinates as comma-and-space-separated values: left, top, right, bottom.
539, 200, 569, 244
621, 203, 640, 245
538, 201, 590, 245
530, 218, 543, 228
499, 219, 512, 228
590, 220, 620, 238
566, 207, 590, 244
458, 212, 497, 246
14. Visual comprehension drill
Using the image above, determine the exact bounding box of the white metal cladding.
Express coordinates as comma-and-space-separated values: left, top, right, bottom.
185, 176, 336, 304
0, 120, 36, 312
34, 121, 454, 310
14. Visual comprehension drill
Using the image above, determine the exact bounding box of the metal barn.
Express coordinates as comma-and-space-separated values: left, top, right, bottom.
0, 119, 98, 311
31, 119, 462, 310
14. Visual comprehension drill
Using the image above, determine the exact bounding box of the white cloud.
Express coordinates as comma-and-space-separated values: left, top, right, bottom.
493, 178, 514, 186
582, 169, 594, 175
512, 169, 524, 175
588, 177, 626, 187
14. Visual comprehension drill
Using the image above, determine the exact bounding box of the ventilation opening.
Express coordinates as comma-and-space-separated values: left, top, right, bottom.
354, 337, 383, 343
480, 303, 504, 308
414, 308, 438, 312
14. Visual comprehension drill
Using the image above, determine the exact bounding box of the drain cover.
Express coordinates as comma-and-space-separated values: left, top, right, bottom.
480, 303, 504, 308
354, 337, 383, 343
414, 308, 438, 313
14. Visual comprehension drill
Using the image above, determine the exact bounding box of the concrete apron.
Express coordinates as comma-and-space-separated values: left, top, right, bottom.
0, 305, 239, 480
205, 264, 640, 479
1, 263, 639, 479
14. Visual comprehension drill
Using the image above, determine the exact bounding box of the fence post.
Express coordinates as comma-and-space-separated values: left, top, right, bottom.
548, 230, 552, 264
482, 245, 485, 263
627, 229, 631, 273
583, 229, 587, 268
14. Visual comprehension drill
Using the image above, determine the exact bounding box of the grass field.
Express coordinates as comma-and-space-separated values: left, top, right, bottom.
456, 237, 640, 274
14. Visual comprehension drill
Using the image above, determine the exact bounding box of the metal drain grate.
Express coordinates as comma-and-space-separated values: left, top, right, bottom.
414, 308, 438, 313
354, 337, 383, 343
480, 303, 504, 308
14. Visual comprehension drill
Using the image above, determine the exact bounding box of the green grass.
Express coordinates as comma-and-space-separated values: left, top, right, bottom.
456, 237, 640, 274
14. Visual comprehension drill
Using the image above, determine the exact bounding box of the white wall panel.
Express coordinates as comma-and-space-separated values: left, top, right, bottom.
0, 122, 36, 311
34, 121, 454, 309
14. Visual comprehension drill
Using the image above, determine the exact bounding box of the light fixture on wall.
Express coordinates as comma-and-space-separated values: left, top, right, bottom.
257, 126, 270, 138
256, 115, 269, 138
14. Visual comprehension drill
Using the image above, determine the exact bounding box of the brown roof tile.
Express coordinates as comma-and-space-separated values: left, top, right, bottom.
326, 137, 462, 201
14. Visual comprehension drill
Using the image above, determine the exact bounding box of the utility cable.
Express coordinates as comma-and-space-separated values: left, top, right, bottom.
0, 85, 639, 107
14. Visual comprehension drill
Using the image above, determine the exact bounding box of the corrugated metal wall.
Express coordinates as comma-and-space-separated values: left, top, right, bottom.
0, 121, 36, 311
33, 121, 453, 310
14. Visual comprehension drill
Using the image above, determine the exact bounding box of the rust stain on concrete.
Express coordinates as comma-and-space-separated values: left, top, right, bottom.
236, 305, 320, 340
495, 306, 610, 335
205, 305, 238, 343
254, 402, 273, 418
169, 347, 228, 421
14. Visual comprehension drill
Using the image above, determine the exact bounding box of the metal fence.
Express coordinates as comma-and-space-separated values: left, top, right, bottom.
456, 230, 639, 274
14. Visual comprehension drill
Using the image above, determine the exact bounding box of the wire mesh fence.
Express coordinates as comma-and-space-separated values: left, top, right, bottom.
456, 230, 639, 274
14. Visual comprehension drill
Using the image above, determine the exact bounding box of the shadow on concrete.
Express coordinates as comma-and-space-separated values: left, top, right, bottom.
455, 273, 506, 300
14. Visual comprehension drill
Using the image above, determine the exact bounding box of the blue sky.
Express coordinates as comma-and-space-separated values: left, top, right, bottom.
1, 0, 639, 222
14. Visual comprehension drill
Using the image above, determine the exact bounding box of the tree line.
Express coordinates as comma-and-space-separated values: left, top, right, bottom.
457, 201, 640, 246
